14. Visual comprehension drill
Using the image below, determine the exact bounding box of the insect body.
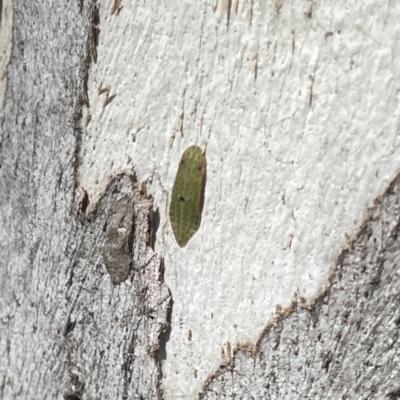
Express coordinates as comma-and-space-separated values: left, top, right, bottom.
170, 145, 207, 247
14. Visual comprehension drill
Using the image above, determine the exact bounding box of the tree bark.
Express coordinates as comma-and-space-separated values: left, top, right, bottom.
1, 1, 400, 400
0, 1, 170, 399
200, 176, 400, 399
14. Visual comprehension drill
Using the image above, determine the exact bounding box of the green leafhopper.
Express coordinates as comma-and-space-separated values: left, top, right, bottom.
170, 145, 207, 247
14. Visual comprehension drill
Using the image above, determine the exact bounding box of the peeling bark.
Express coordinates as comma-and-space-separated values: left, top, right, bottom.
98, 174, 145, 285
2, 1, 400, 400
0, 2, 170, 399
200, 177, 400, 399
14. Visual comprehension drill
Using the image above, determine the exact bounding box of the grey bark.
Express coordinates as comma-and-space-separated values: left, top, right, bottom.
0, 2, 170, 399
1, 1, 400, 400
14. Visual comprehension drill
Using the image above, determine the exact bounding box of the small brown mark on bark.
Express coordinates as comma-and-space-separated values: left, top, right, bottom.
233, 0, 239, 13
252, 53, 258, 81
227, 342, 232, 361
305, 0, 314, 18
291, 30, 295, 54
284, 234, 293, 250
111, 0, 122, 15
219, 0, 232, 30
176, 113, 184, 136
247, 0, 254, 25
84, 111, 92, 128
102, 87, 116, 108
236, 342, 257, 355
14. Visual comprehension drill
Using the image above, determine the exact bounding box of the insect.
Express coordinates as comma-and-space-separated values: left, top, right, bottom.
170, 145, 207, 247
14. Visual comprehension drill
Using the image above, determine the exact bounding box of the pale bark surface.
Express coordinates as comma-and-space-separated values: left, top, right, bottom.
1, 1, 400, 400
201, 176, 400, 399
76, 1, 400, 395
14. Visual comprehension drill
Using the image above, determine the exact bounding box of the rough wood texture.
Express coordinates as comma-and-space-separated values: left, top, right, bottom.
0, 2, 170, 399
200, 176, 400, 399
60, 173, 171, 400
75, 1, 400, 394
2, 1, 400, 399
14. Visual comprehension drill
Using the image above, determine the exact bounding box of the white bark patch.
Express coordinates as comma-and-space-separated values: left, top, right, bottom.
200, 174, 400, 399
78, 0, 400, 397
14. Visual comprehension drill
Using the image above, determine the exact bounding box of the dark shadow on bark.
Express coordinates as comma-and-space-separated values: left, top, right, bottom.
152, 207, 160, 249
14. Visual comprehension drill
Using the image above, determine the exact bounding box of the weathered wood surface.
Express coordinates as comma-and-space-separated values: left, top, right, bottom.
201, 177, 400, 399
0, 2, 170, 399
1, 1, 400, 400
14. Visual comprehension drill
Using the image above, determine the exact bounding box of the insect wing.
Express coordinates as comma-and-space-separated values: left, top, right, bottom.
170, 145, 206, 247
